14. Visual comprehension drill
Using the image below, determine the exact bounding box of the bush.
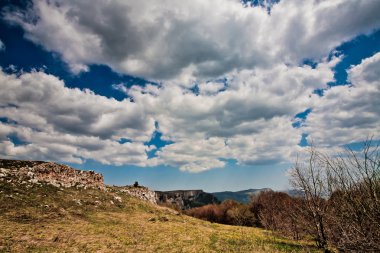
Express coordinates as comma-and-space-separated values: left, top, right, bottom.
185, 199, 257, 226
250, 191, 306, 240
290, 138, 380, 251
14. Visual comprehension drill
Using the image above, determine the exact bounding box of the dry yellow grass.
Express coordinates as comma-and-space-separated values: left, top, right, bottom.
0, 181, 321, 253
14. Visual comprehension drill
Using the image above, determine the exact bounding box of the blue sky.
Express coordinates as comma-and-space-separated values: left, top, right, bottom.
0, 0, 379, 192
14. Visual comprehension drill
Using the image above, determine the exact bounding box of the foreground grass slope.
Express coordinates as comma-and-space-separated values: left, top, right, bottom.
0, 181, 321, 253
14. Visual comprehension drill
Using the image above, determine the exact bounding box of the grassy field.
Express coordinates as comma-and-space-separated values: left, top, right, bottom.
0, 181, 322, 253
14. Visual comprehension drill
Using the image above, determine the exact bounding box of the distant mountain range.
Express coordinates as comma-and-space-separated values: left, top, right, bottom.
282, 189, 305, 198
155, 189, 272, 209
210, 188, 305, 203
210, 188, 272, 203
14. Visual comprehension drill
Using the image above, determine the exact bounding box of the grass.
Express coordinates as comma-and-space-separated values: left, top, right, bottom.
0, 180, 322, 252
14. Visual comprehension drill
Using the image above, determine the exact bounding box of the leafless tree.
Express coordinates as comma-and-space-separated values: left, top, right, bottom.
290, 138, 380, 251
321, 138, 380, 251
290, 146, 329, 249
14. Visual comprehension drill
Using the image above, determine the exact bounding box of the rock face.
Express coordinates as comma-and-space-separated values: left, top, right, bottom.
156, 190, 220, 210
116, 186, 157, 205
0, 159, 104, 190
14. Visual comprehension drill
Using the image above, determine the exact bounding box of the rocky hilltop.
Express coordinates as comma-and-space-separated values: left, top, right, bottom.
0, 159, 104, 189
114, 186, 157, 204
0, 159, 158, 204
156, 190, 220, 210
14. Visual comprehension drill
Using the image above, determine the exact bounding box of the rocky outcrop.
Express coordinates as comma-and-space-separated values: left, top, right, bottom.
0, 159, 159, 205
156, 190, 220, 210
0, 159, 104, 190
116, 186, 157, 205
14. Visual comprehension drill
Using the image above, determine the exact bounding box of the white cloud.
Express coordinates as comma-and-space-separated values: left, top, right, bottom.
128, 60, 336, 139
0, 58, 337, 172
0, 70, 155, 165
124, 60, 336, 171
305, 52, 380, 146
4, 0, 380, 81
1, 0, 380, 173
0, 70, 155, 140
198, 81, 225, 95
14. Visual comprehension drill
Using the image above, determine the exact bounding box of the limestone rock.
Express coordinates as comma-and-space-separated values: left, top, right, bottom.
114, 196, 122, 202
0, 159, 160, 206
118, 186, 157, 205
0, 159, 104, 190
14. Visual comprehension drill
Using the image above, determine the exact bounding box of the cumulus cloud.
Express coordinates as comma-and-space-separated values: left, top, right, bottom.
1, 0, 380, 173
0, 58, 337, 172
198, 81, 226, 96
0, 70, 155, 165
128, 59, 336, 139
4, 0, 380, 80
305, 52, 380, 146
122, 59, 336, 171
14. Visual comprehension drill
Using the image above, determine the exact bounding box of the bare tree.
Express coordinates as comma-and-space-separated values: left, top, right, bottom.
290, 138, 380, 251
290, 146, 329, 249
322, 138, 380, 251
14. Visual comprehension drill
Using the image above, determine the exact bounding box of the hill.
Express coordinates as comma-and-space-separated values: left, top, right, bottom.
0, 159, 321, 252
211, 188, 272, 203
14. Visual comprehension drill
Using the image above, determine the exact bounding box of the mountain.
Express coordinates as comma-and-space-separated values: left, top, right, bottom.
283, 189, 305, 197
0, 158, 318, 252
155, 190, 220, 210
211, 188, 272, 203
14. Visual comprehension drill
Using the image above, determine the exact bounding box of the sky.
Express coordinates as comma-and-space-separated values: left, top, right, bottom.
0, 0, 379, 192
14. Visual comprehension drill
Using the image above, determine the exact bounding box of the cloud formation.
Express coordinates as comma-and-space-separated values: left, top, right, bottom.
305, 52, 380, 146
0, 58, 336, 171
1, 0, 380, 172
0, 70, 155, 165
122, 59, 338, 171
4, 0, 380, 80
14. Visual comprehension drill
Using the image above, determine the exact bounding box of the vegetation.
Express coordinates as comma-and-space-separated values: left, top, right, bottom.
187, 139, 380, 252
0, 179, 321, 252
290, 139, 380, 251
186, 193, 306, 240
185, 199, 257, 227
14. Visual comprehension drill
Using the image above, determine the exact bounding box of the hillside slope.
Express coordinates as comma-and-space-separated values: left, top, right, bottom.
0, 160, 321, 252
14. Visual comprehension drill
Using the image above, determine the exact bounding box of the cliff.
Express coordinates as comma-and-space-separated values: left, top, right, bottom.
156, 190, 220, 210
